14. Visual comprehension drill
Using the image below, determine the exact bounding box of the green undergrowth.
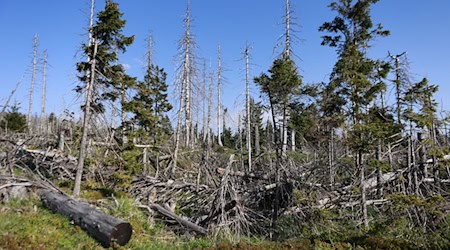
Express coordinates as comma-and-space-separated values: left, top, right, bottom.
1, 189, 449, 249
0, 194, 213, 250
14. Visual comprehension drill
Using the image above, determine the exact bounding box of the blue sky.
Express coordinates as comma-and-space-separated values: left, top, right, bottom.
1, 0, 449, 125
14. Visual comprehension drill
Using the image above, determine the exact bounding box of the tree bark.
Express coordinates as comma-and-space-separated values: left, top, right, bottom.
41, 191, 132, 247
73, 41, 97, 197
217, 45, 223, 147
28, 34, 39, 131
245, 46, 252, 171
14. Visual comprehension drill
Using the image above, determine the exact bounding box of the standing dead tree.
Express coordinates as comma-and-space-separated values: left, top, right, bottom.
244, 45, 252, 171
217, 45, 223, 147
73, 0, 96, 197
40, 49, 48, 133
28, 34, 39, 131
173, 0, 197, 174
1, 77, 24, 114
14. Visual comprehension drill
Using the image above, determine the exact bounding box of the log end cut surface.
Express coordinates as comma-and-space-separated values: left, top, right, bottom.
111, 222, 133, 246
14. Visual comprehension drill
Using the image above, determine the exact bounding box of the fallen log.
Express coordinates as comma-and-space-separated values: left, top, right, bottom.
139, 202, 207, 236
40, 191, 132, 247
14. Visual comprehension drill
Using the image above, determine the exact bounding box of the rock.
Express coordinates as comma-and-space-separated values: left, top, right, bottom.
9, 185, 28, 200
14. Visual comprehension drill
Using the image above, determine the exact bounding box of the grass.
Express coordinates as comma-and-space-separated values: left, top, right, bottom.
1, 190, 448, 249
0, 193, 215, 250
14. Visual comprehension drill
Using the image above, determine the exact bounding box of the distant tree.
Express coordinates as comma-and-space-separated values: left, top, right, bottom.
254, 57, 302, 160
1, 103, 27, 133
125, 65, 172, 144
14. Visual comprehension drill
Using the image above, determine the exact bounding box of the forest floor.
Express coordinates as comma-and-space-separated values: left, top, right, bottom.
1, 187, 448, 250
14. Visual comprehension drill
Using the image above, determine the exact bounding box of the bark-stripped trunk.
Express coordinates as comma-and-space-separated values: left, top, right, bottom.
74, 41, 98, 197
359, 151, 368, 229
121, 83, 128, 145
202, 61, 207, 143
217, 45, 223, 147
184, 3, 192, 148
172, 79, 185, 177
28, 34, 39, 131
255, 123, 260, 156
329, 128, 335, 185
206, 73, 212, 148
245, 46, 252, 171
376, 142, 383, 197
73, 0, 96, 196
40, 50, 48, 133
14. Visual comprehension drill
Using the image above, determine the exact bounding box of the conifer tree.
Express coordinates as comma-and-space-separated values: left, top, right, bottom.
74, 0, 134, 196
319, 0, 390, 229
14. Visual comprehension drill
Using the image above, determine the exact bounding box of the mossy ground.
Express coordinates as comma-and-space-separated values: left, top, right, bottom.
1, 191, 448, 249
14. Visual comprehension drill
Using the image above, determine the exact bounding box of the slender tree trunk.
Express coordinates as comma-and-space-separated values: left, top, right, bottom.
245, 46, 252, 171
282, 106, 288, 158
74, 41, 98, 197
172, 80, 185, 177
2, 78, 23, 114
238, 114, 244, 169
121, 83, 128, 145
182, 1, 192, 148
202, 61, 207, 143
28, 34, 39, 131
418, 132, 428, 179
255, 123, 260, 156
359, 151, 368, 229
206, 73, 212, 148
329, 128, 335, 185
217, 45, 223, 147
40, 50, 48, 133
376, 142, 384, 197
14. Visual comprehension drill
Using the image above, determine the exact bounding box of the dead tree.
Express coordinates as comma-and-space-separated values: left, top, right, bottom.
244, 45, 252, 171
73, 0, 96, 196
177, 0, 196, 148
217, 45, 223, 147
1, 77, 23, 114
207, 72, 213, 148
40, 49, 48, 133
41, 191, 132, 247
74, 41, 98, 196
28, 34, 39, 130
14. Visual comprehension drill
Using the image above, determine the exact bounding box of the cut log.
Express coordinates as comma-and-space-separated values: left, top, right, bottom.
40, 191, 132, 247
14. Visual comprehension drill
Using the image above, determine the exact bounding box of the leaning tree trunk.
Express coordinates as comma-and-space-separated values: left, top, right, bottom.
41, 191, 132, 247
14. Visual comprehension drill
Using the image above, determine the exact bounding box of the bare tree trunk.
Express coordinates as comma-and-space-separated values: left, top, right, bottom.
418, 132, 428, 179
255, 123, 260, 156
245, 46, 252, 171
291, 129, 296, 152
238, 114, 244, 169
376, 143, 383, 197
202, 61, 207, 143
121, 83, 128, 145
173, 77, 186, 177
183, 2, 192, 148
282, 106, 288, 158
40, 50, 48, 133
217, 45, 223, 147
284, 0, 291, 58
28, 34, 39, 131
359, 151, 368, 229
329, 128, 335, 185
2, 77, 23, 114
206, 73, 212, 148
74, 41, 98, 197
